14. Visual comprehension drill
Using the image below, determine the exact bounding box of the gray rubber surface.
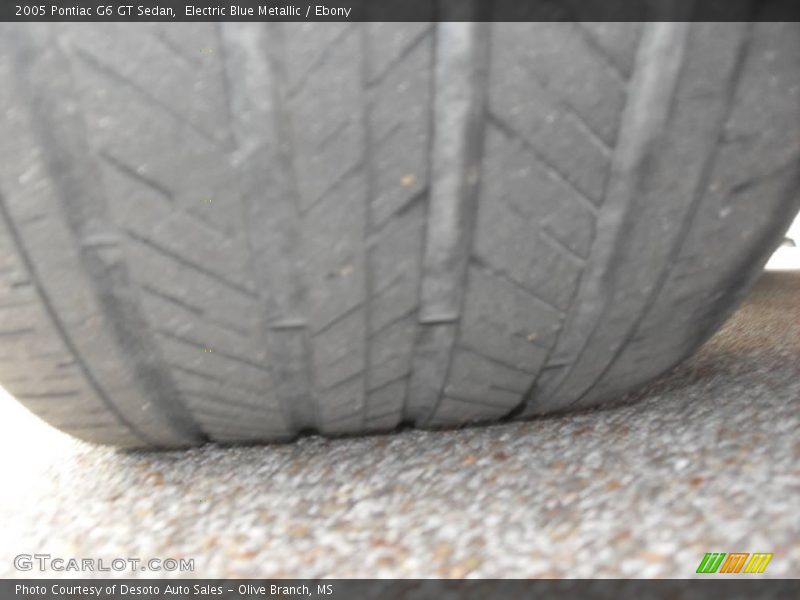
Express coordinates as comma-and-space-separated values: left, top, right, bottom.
1, 270, 798, 577
0, 19, 799, 446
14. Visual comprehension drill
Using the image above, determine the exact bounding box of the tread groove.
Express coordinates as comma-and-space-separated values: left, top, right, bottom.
157, 329, 271, 373
516, 59, 614, 155
14, 391, 80, 400
470, 255, 564, 315
0, 190, 152, 445
360, 24, 376, 429
124, 228, 256, 297
367, 25, 434, 87
568, 22, 757, 410
456, 345, 539, 377
220, 22, 319, 434
97, 150, 175, 202
3, 29, 208, 446
368, 307, 416, 339
142, 284, 253, 338
409, 19, 491, 426
300, 161, 365, 216
311, 302, 364, 338
487, 111, 601, 211
141, 284, 203, 316
572, 22, 630, 85
368, 372, 411, 395
70, 44, 224, 149
524, 22, 694, 414
287, 25, 356, 99
540, 226, 587, 264
152, 30, 201, 67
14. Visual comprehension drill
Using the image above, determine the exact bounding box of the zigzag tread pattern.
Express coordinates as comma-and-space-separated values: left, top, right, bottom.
1, 17, 797, 446
422, 22, 637, 426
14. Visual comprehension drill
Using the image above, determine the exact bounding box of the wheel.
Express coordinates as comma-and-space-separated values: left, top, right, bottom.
0, 19, 798, 447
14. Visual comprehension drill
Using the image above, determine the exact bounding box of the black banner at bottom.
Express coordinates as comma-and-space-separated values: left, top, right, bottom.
2, 580, 800, 600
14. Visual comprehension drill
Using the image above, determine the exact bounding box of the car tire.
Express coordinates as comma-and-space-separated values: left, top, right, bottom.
0, 19, 798, 447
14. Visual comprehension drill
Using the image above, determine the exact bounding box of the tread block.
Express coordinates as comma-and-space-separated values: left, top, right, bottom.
460, 266, 560, 374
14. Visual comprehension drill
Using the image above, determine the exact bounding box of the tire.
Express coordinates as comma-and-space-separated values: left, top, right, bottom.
0, 19, 798, 447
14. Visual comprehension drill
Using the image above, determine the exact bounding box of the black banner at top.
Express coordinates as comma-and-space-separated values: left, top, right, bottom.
2, 0, 800, 22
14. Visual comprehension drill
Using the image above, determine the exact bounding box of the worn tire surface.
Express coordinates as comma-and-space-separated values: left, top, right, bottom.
0, 17, 798, 447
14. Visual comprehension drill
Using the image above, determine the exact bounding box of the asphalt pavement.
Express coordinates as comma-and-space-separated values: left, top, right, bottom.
1, 270, 798, 578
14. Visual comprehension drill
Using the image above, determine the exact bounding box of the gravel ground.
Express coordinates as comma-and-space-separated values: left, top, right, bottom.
1, 271, 798, 579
